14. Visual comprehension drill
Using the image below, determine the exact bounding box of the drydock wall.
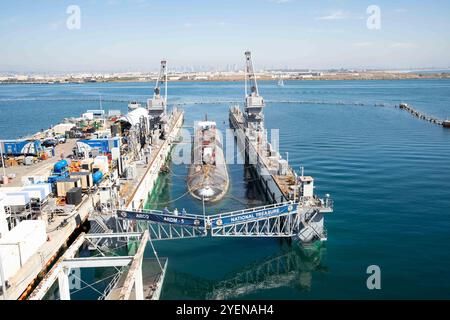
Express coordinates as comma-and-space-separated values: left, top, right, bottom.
126, 111, 184, 210
230, 110, 287, 204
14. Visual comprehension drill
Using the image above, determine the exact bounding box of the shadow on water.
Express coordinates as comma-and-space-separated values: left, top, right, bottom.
161, 243, 328, 300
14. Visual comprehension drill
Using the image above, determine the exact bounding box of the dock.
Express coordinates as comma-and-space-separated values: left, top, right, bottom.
0, 60, 184, 300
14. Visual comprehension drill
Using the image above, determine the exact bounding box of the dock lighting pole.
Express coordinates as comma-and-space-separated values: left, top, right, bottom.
164, 61, 168, 111
0, 256, 7, 300
202, 195, 206, 225
0, 141, 6, 178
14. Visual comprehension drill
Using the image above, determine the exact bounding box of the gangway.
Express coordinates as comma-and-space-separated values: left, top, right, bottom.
116, 197, 333, 243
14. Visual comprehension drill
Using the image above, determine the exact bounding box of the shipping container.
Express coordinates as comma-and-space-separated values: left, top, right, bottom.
1, 192, 31, 207
81, 158, 94, 172
70, 172, 93, 189
76, 137, 120, 154
22, 183, 52, 201
0, 220, 46, 281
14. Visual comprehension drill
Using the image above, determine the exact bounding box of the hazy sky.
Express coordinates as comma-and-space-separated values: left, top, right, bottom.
1, 0, 450, 72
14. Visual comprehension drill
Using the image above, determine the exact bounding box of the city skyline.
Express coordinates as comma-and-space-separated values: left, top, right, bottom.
1, 0, 450, 72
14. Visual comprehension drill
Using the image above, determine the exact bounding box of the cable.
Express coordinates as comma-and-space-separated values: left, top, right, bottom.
69, 271, 120, 296
147, 189, 192, 207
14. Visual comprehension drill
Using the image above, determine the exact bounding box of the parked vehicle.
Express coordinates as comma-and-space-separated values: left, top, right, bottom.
42, 139, 58, 148
73, 131, 84, 138
56, 135, 66, 144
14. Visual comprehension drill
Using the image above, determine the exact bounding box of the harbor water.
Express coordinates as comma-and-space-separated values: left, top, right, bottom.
1, 79, 450, 299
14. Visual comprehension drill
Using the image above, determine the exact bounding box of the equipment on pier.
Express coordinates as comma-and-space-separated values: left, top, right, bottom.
299, 176, 314, 198
69, 171, 94, 190
66, 187, 82, 206
53, 160, 68, 174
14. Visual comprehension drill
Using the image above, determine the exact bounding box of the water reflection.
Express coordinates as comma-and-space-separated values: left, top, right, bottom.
162, 243, 328, 300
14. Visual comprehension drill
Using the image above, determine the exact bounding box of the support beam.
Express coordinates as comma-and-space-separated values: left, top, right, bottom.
86, 232, 143, 239
58, 268, 71, 301
62, 256, 134, 269
118, 230, 149, 300
29, 232, 144, 300
134, 264, 144, 300
29, 233, 86, 300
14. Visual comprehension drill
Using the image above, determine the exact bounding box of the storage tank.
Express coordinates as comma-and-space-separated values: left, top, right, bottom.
53, 160, 68, 173
92, 171, 103, 184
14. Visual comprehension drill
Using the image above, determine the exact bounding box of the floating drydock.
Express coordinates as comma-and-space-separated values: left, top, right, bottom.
229, 51, 333, 242
115, 53, 333, 245
187, 120, 229, 202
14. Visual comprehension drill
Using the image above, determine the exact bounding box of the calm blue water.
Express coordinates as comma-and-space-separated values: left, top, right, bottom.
1, 80, 449, 299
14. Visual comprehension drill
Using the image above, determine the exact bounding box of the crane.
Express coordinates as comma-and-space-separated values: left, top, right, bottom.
244, 51, 265, 133
147, 60, 167, 119
245, 51, 260, 98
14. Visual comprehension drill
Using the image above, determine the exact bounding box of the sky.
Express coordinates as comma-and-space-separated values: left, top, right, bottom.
1, 0, 450, 72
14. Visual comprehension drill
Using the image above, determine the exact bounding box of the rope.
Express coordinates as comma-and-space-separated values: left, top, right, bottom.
148, 189, 192, 207
69, 274, 105, 297
148, 235, 164, 272
69, 271, 121, 296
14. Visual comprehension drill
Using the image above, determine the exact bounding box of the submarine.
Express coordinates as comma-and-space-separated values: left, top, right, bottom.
187, 119, 229, 202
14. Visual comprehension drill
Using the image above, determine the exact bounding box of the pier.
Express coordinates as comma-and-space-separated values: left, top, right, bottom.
0, 61, 183, 300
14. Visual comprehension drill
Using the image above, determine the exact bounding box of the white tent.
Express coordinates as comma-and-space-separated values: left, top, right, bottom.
117, 107, 149, 128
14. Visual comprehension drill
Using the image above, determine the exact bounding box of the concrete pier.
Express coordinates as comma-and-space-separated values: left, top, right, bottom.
0, 108, 183, 300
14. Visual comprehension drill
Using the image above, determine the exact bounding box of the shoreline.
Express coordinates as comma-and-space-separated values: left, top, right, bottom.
1, 72, 450, 85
